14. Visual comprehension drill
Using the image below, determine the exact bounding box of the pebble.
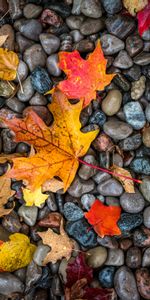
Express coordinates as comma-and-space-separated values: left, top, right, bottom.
74, 39, 94, 52
145, 79, 150, 101
101, 0, 122, 14
2, 211, 21, 233
118, 213, 143, 233
0, 80, 15, 98
19, 19, 42, 42
36, 266, 51, 289
46, 193, 57, 212
101, 89, 122, 116
136, 268, 150, 299
142, 248, 150, 267
17, 76, 34, 102
126, 247, 141, 268
106, 196, 120, 206
126, 34, 143, 57
71, 0, 82, 14
92, 133, 114, 152
30, 67, 52, 94
23, 4, 43, 19
0, 273, 24, 296
120, 190, 145, 213
143, 127, 150, 148
106, 15, 136, 39
140, 177, 150, 202
81, 194, 96, 210
97, 178, 123, 196
144, 207, 150, 229
66, 15, 84, 30
44, 1, 71, 18
46, 54, 61, 77
16, 33, 34, 53
38, 212, 61, 228
40, 8, 63, 28
81, 0, 102, 18
0, 24, 15, 51
63, 202, 83, 221
66, 219, 97, 248
130, 158, 150, 175
70, 29, 84, 43
80, 18, 104, 35
133, 227, 150, 247
133, 52, 150, 66
23, 44, 47, 72
15, 60, 28, 83
18, 205, 38, 226
98, 266, 115, 288
131, 76, 146, 100
142, 29, 150, 41
33, 245, 51, 266
105, 248, 124, 266
68, 176, 95, 197
118, 133, 142, 151
0, 225, 10, 241
24, 106, 52, 126
120, 238, 133, 251
78, 155, 98, 180
97, 235, 119, 249
86, 247, 107, 268
103, 119, 133, 140
39, 33, 60, 55
6, 97, 25, 113
0, 0, 8, 15
89, 110, 106, 126
123, 65, 142, 81
124, 101, 146, 130
26, 260, 42, 289
100, 34, 125, 55
14, 268, 26, 283
114, 73, 131, 91
113, 50, 133, 69
93, 172, 111, 184
2, 129, 16, 154
29, 93, 47, 106
114, 266, 140, 300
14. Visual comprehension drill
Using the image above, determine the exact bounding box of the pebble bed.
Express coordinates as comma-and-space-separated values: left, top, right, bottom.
0, 0, 150, 299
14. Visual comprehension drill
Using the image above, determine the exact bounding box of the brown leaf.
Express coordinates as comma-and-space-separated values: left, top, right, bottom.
110, 164, 135, 193
65, 278, 87, 300
0, 35, 8, 47
38, 219, 74, 264
42, 178, 64, 193
0, 176, 15, 217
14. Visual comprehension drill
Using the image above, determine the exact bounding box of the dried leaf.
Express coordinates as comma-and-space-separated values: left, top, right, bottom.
110, 164, 135, 193
85, 200, 121, 238
65, 278, 88, 300
42, 178, 64, 193
123, 0, 148, 16
0, 48, 19, 81
23, 187, 49, 207
56, 40, 115, 107
38, 219, 74, 264
0, 176, 15, 217
0, 233, 36, 272
0, 35, 8, 47
137, 2, 150, 35
84, 287, 116, 300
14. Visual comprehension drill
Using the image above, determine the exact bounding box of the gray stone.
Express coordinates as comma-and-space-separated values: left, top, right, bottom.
81, 194, 96, 210
103, 119, 133, 140
33, 245, 51, 266
142, 248, 150, 267
133, 52, 150, 65
68, 176, 95, 197
0, 273, 24, 296
131, 158, 150, 175
123, 65, 141, 81
46, 54, 62, 77
18, 205, 38, 226
101, 34, 124, 55
81, 0, 102, 18
124, 101, 146, 130
78, 155, 98, 180
6, 97, 25, 113
145, 103, 150, 122
2, 211, 21, 233
71, 0, 82, 15
16, 33, 34, 53
70, 29, 84, 43
0, 80, 16, 98
113, 50, 133, 69
66, 15, 84, 30
126, 247, 142, 269
106, 15, 136, 39
105, 249, 124, 266
29, 92, 47, 106
63, 202, 84, 221
39, 33, 60, 55
2, 129, 16, 154
80, 18, 104, 35
0, 24, 15, 51
15, 60, 28, 83
131, 76, 146, 100
86, 247, 107, 268
26, 260, 42, 289
101, 0, 122, 14
19, 19, 42, 41
144, 207, 150, 229
92, 172, 111, 184
23, 4, 42, 19
126, 34, 143, 57
120, 190, 145, 213
97, 178, 123, 196
17, 76, 34, 102
74, 39, 94, 52
140, 177, 150, 202
7, 0, 22, 20
118, 134, 142, 151
23, 44, 47, 72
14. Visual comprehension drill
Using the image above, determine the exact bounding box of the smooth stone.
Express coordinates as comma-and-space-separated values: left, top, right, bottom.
26, 260, 42, 289
124, 101, 146, 130
40, 8, 63, 28
134, 227, 150, 247
142, 248, 150, 267
68, 176, 95, 198
97, 178, 123, 196
98, 266, 115, 288
17, 76, 34, 102
81, 194, 96, 210
142, 29, 150, 41
93, 172, 111, 184
80, 18, 104, 35
24, 106, 52, 126
15, 60, 28, 83
18, 205, 38, 226
39, 33, 60, 55
58, 258, 67, 283
143, 127, 150, 148
74, 39, 94, 52
63, 202, 83, 221
0, 80, 15, 98
126, 34, 143, 57
16, 142, 30, 154
120, 190, 145, 213
44, 1, 71, 18
29, 93, 47, 106
145, 79, 150, 101
101, 34, 124, 55
103, 119, 133, 140
46, 54, 61, 77
134, 52, 150, 66
19, 19, 42, 41
126, 247, 142, 268
14, 268, 26, 283
0, 24, 15, 51
105, 249, 124, 266
136, 268, 150, 299
46, 193, 57, 212
140, 177, 150, 202
0, 0, 8, 15
113, 50, 133, 69
118, 213, 143, 233
70, 29, 84, 43
115, 266, 140, 300
66, 15, 84, 30
23, 4, 42, 19
66, 219, 97, 248
131, 76, 146, 100
0, 225, 10, 241
130, 158, 150, 175
81, 0, 102, 18
114, 73, 131, 91
136, 146, 150, 158
33, 245, 51, 266
23, 44, 47, 72
78, 155, 98, 180
71, 0, 82, 14
2, 211, 21, 233
2, 129, 16, 154
102, 89, 122, 116
106, 15, 136, 39
89, 110, 106, 126
86, 247, 107, 268
106, 196, 120, 207
6, 97, 25, 113
123, 65, 142, 81
144, 207, 150, 229
16, 33, 34, 53
118, 133, 142, 151
30, 67, 52, 94
0, 273, 24, 296
7, 0, 22, 20
97, 235, 118, 249
102, 0, 122, 13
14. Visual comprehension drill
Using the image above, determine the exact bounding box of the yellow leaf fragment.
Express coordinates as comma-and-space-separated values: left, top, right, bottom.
0, 176, 15, 217
42, 178, 64, 193
23, 186, 49, 207
110, 164, 135, 193
0, 48, 19, 81
0, 35, 8, 47
123, 0, 148, 15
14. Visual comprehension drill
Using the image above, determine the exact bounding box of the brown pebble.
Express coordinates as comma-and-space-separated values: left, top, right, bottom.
40, 9, 63, 27
126, 247, 142, 269
120, 238, 133, 251
93, 133, 114, 152
136, 268, 150, 299
38, 212, 61, 228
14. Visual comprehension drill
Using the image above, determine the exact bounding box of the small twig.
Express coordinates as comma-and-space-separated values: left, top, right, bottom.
17, 71, 24, 94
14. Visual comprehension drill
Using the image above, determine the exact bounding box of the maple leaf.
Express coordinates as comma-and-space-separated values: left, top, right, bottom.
0, 233, 36, 272
0, 48, 19, 81
123, 0, 148, 16
1, 90, 98, 196
137, 2, 150, 35
0, 35, 8, 47
0, 176, 15, 217
23, 187, 49, 207
38, 219, 74, 264
84, 287, 116, 300
56, 40, 115, 107
110, 165, 135, 193
85, 200, 121, 238
42, 178, 64, 193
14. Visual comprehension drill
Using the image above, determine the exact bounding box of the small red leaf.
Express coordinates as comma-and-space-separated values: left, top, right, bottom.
137, 2, 150, 36
84, 287, 115, 300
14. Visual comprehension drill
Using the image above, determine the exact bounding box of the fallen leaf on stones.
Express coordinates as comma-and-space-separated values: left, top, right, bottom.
0, 176, 15, 217
85, 199, 121, 238
56, 40, 115, 107
123, 0, 148, 16
0, 233, 36, 272
0, 35, 8, 47
42, 178, 64, 193
0, 48, 19, 81
23, 187, 49, 207
83, 287, 116, 300
137, 2, 150, 35
110, 164, 135, 193
38, 219, 74, 264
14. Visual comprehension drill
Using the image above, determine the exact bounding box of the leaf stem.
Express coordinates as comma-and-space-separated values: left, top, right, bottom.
78, 158, 142, 184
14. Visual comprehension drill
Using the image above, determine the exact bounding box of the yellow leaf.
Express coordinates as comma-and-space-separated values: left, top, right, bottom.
123, 0, 148, 15
0, 48, 19, 81
42, 178, 64, 193
110, 164, 135, 193
0, 176, 15, 217
0, 35, 8, 47
23, 186, 49, 207
0, 233, 36, 272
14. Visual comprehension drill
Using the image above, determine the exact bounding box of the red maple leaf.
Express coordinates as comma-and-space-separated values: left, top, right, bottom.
137, 1, 150, 36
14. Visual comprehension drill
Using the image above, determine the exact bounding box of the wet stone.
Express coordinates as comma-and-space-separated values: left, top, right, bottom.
105, 249, 124, 266
75, 39, 94, 52
46, 54, 61, 77
26, 260, 42, 289
93, 172, 111, 184
100, 34, 125, 55
2, 211, 21, 233
142, 248, 150, 267
30, 67, 52, 94
124, 101, 146, 130
130, 158, 150, 175
97, 178, 123, 196
98, 266, 115, 288
29, 93, 47, 106
44, 1, 71, 18
18, 205, 38, 226
63, 202, 84, 221
68, 176, 95, 198
16, 33, 34, 53
39, 33, 60, 55
70, 29, 84, 43
134, 52, 150, 66
18, 19, 42, 42
126, 34, 143, 57
114, 73, 131, 91
6, 98, 25, 113
81, 194, 96, 210
140, 177, 150, 202
126, 247, 142, 268
86, 247, 107, 268
101, 0, 122, 14
17, 76, 34, 102
106, 15, 136, 39
78, 155, 98, 180
0, 273, 24, 296
15, 60, 28, 83
103, 119, 133, 140
118, 213, 143, 233
80, 18, 104, 36
143, 207, 150, 229
119, 133, 142, 151
8, 0, 22, 20
23, 4, 43, 19
123, 65, 141, 81
136, 268, 150, 299
23, 44, 47, 72
66, 15, 84, 30
33, 245, 51, 266
89, 110, 106, 126
0, 24, 15, 51
113, 50, 133, 69
97, 235, 119, 249
120, 190, 145, 213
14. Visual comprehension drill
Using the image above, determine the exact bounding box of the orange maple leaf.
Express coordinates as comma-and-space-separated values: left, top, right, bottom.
1, 90, 98, 193
57, 40, 115, 107
85, 200, 121, 238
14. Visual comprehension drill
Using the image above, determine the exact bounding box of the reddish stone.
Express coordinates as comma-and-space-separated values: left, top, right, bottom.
38, 212, 61, 228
